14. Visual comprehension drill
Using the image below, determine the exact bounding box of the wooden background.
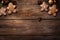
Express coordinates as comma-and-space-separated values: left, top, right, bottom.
0, 0, 60, 40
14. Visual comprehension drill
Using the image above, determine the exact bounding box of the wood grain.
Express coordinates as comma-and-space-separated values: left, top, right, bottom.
0, 36, 60, 40
0, 20, 60, 36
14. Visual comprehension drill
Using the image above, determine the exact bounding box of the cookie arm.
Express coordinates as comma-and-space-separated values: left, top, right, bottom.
13, 5, 16, 8
56, 9, 58, 12
40, 4, 43, 7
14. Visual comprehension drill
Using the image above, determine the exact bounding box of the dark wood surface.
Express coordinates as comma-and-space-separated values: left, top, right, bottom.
0, 20, 60, 36
0, 0, 60, 40
0, 36, 60, 40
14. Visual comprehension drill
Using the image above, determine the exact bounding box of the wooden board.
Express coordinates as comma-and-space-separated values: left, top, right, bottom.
0, 0, 60, 40
0, 36, 60, 40
0, 20, 60, 36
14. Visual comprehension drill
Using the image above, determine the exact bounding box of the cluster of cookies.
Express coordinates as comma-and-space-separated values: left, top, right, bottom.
40, 0, 58, 16
0, 0, 17, 16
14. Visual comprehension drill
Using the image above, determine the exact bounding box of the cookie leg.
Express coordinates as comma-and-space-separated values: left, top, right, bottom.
45, 8, 48, 11
3, 13, 6, 16
41, 8, 44, 11
48, 11, 52, 14
8, 11, 12, 14
53, 13, 56, 16
13, 9, 17, 13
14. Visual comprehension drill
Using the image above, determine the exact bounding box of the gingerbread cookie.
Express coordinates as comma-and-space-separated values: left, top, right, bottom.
0, 7, 6, 16
48, 5, 58, 16
7, 2, 16, 14
40, 2, 48, 11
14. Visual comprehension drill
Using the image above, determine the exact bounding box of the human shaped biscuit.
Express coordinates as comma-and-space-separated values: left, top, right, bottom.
7, 2, 16, 14
0, 7, 6, 16
40, 2, 48, 11
48, 5, 58, 16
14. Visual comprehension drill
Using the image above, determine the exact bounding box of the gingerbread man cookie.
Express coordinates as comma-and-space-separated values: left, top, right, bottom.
48, 5, 58, 16
7, 2, 16, 14
0, 7, 6, 16
40, 2, 48, 11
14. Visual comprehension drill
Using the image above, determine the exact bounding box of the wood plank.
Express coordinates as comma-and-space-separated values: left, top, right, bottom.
17, 0, 38, 5
0, 36, 60, 40
0, 20, 60, 36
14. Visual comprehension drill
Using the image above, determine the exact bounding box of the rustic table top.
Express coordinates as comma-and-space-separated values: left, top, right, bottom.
0, 0, 60, 40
